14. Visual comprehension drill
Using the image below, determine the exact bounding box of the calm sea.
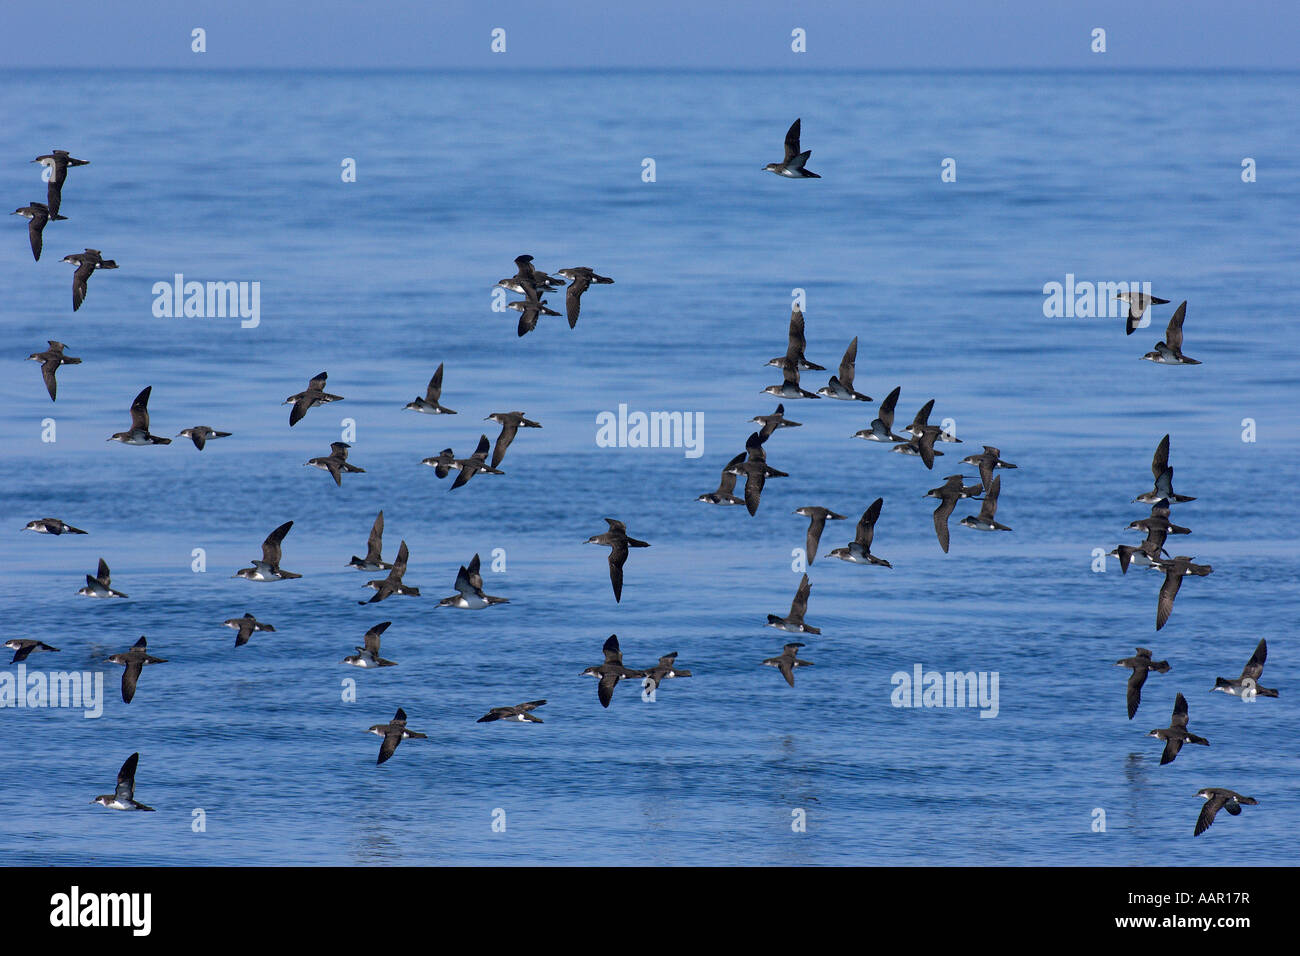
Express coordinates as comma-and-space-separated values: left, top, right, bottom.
0, 69, 1296, 864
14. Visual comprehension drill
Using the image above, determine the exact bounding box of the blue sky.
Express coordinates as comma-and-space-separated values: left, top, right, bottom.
3, 0, 1295, 69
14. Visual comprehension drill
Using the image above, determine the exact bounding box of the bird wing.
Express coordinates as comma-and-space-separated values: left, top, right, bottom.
838, 336, 857, 388
608, 539, 628, 601
121, 662, 142, 704
598, 672, 619, 707
450, 462, 477, 489
918, 432, 937, 469
261, 521, 293, 567
857, 498, 882, 549
363, 622, 390, 654
1195, 794, 1225, 836
453, 564, 474, 596
28, 216, 43, 261
910, 399, 935, 431
516, 303, 541, 337
289, 393, 312, 426
389, 541, 409, 581
1126, 668, 1148, 720
804, 513, 826, 561
978, 476, 1001, 520
716, 460, 740, 495
491, 423, 517, 470
782, 119, 802, 164
71, 258, 92, 310
1156, 569, 1183, 630
377, 728, 402, 764
1152, 434, 1171, 479
878, 386, 900, 428
1165, 302, 1188, 352
129, 386, 153, 431
566, 273, 591, 327
602, 635, 623, 664
933, 497, 956, 553
1241, 639, 1267, 681
115, 753, 139, 801
790, 575, 811, 618
41, 360, 60, 401
787, 310, 807, 353
97, 558, 112, 585
743, 468, 765, 516
427, 364, 444, 402
466, 553, 485, 591
366, 512, 385, 563
1170, 692, 1190, 729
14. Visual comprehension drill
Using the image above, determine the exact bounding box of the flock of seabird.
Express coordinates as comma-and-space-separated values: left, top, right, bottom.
9, 125, 1271, 838
698, 295, 1021, 688
10, 144, 689, 781
1101, 292, 1263, 834
497, 254, 613, 337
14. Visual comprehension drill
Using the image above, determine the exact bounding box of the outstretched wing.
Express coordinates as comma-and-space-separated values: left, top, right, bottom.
1151, 434, 1171, 479
782, 118, 802, 164
743, 468, 765, 516
566, 272, 591, 327
804, 513, 826, 563
1125, 667, 1148, 720
1170, 692, 1190, 729
602, 635, 623, 665
115, 752, 139, 801
389, 541, 410, 580
491, 424, 517, 470
932, 497, 955, 553
790, 574, 811, 618
856, 498, 883, 549
363, 621, 391, 654
1165, 302, 1188, 352
1241, 639, 1267, 681
377, 728, 402, 764
1156, 570, 1183, 631
1194, 794, 1225, 836
366, 511, 385, 563
129, 386, 153, 431
838, 336, 857, 388
261, 520, 293, 567
978, 476, 1001, 520
608, 539, 628, 602
878, 386, 900, 428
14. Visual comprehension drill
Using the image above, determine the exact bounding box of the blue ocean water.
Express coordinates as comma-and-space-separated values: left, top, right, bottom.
0, 69, 1297, 865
